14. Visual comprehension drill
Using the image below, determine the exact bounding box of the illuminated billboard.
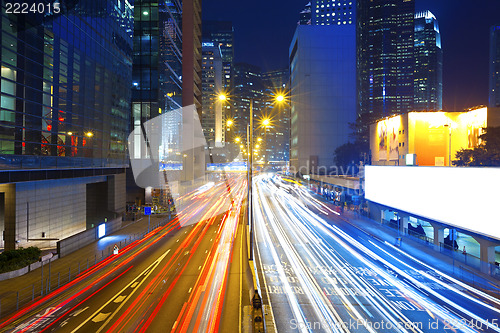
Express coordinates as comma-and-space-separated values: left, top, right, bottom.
365, 165, 500, 240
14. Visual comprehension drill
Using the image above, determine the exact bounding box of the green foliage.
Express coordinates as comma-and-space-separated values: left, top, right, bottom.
452, 127, 500, 167
0, 246, 41, 273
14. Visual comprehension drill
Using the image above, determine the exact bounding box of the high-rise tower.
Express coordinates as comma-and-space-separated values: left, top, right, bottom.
357, 0, 415, 119
490, 25, 500, 107
0, 1, 133, 250
414, 11, 443, 111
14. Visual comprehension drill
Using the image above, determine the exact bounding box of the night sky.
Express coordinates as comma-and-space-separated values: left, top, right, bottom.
203, 0, 500, 112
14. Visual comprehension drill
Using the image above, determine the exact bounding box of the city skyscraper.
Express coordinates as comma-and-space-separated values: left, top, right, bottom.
0, 1, 134, 250
290, 1, 357, 173
289, 24, 356, 174
183, 0, 203, 116
202, 21, 234, 128
490, 25, 500, 107
201, 43, 225, 147
414, 11, 443, 111
261, 69, 290, 164
357, 0, 415, 120
298, 2, 312, 25
232, 63, 265, 140
129, 0, 184, 204
311, 0, 355, 26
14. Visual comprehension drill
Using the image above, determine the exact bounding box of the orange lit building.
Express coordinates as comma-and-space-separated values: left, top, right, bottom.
370, 106, 500, 166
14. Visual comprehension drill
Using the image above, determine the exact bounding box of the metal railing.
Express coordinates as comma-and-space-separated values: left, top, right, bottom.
0, 217, 171, 319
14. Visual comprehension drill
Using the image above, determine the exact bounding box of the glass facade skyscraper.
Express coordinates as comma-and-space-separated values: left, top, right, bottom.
357, 0, 415, 119
201, 44, 224, 147
490, 25, 500, 107
311, 0, 355, 26
232, 63, 264, 139
414, 11, 442, 111
129, 0, 183, 204
0, 0, 133, 250
261, 69, 290, 164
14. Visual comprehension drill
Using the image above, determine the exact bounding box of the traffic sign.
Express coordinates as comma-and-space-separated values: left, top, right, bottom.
144, 207, 152, 215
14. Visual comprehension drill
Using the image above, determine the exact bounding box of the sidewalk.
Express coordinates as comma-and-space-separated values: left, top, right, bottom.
337, 209, 500, 297
0, 213, 172, 319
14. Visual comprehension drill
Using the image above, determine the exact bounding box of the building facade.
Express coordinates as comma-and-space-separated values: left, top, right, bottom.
369, 107, 496, 167
311, 0, 355, 26
129, 0, 184, 204
490, 25, 500, 107
414, 11, 443, 111
232, 63, 265, 141
182, 0, 203, 116
289, 25, 356, 175
0, 1, 133, 249
201, 43, 224, 147
202, 21, 234, 134
357, 0, 415, 119
261, 69, 290, 164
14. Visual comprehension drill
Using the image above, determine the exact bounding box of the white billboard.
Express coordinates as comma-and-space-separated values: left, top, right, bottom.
365, 166, 500, 240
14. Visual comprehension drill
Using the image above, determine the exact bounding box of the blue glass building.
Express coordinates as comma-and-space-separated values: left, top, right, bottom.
0, 1, 133, 250
414, 11, 443, 111
289, 25, 357, 174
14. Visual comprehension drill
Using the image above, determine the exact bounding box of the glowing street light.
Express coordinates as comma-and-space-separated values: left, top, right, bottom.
262, 118, 270, 127
235, 137, 241, 143
226, 119, 233, 127
218, 93, 227, 101
85, 132, 93, 138
276, 94, 285, 103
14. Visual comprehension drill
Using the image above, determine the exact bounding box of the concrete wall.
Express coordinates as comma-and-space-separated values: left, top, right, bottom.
57, 216, 122, 257
108, 173, 126, 214
14, 178, 104, 249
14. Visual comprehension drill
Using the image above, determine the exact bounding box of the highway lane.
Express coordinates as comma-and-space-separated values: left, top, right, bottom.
254, 174, 500, 333
1, 175, 247, 333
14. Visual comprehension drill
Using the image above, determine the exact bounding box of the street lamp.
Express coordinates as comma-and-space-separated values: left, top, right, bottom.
217, 92, 285, 261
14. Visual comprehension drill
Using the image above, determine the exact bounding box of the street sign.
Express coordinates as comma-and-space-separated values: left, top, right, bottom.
113, 244, 119, 255
144, 207, 152, 215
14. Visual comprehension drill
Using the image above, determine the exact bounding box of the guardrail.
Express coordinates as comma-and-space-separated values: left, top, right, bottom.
0, 216, 171, 320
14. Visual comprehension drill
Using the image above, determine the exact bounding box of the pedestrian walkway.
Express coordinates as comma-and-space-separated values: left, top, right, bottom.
338, 209, 500, 297
0, 213, 172, 319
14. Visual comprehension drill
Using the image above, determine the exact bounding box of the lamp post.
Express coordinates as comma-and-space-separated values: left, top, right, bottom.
444, 123, 452, 166
248, 99, 254, 260
219, 93, 285, 261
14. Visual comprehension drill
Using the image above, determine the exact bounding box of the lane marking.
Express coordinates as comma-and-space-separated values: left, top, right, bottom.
71, 249, 171, 333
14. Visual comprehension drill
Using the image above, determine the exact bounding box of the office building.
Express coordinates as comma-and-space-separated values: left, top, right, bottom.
0, 1, 134, 250
357, 0, 415, 119
201, 43, 224, 147
232, 63, 265, 140
289, 25, 356, 174
203, 20, 234, 128
261, 69, 290, 163
311, 0, 355, 26
129, 0, 183, 204
414, 11, 443, 111
183, 0, 203, 116
490, 25, 500, 107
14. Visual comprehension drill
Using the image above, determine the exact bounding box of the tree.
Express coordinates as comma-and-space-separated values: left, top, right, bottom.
452, 126, 500, 166
334, 142, 365, 174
